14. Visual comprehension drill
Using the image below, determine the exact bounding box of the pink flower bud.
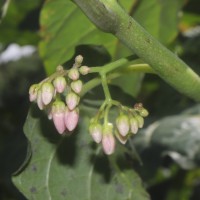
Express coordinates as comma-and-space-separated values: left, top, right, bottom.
130, 117, 138, 134
64, 108, 79, 131
115, 130, 128, 144
37, 90, 44, 110
116, 115, 130, 137
52, 101, 66, 134
102, 123, 115, 155
79, 66, 90, 75
68, 68, 80, 80
89, 123, 102, 143
135, 115, 144, 128
41, 82, 54, 105
53, 76, 67, 93
29, 84, 38, 102
66, 92, 80, 110
71, 80, 83, 94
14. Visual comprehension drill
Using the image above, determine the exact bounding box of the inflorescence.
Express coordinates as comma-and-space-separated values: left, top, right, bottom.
29, 55, 149, 155
89, 101, 148, 155
29, 55, 89, 134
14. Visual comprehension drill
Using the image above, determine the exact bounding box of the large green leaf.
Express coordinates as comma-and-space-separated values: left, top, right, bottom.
39, 0, 118, 75
133, 0, 185, 44
110, 72, 144, 98
133, 109, 200, 171
13, 105, 150, 200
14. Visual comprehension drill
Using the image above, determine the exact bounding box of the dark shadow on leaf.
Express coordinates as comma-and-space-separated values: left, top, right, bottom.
56, 131, 78, 166
30, 105, 61, 144
90, 153, 112, 183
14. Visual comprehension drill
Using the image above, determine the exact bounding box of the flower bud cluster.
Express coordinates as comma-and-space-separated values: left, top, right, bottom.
89, 103, 148, 155
29, 55, 89, 134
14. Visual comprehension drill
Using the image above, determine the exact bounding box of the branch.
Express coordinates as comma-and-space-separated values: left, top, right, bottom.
72, 0, 200, 102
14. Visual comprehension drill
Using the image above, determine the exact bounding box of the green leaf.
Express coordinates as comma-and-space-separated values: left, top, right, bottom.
119, 0, 137, 12
110, 73, 144, 98
134, 112, 200, 170
39, 0, 146, 97
13, 105, 150, 200
133, 0, 185, 44
39, 0, 117, 75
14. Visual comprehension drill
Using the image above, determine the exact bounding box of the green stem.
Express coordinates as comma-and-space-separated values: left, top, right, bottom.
123, 64, 155, 74
80, 77, 101, 97
73, 0, 200, 102
101, 74, 111, 101
89, 55, 138, 74
81, 63, 154, 97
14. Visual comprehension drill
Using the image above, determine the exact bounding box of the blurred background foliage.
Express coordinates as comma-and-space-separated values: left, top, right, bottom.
0, 0, 200, 199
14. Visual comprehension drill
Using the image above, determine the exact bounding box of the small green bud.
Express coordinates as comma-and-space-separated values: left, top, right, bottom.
41, 82, 54, 105
139, 108, 149, 117
68, 68, 80, 80
71, 80, 83, 94
79, 66, 90, 75
129, 117, 138, 134
56, 65, 64, 72
135, 115, 144, 128
75, 55, 83, 66
66, 92, 80, 110
134, 103, 149, 117
53, 76, 67, 93
29, 84, 38, 102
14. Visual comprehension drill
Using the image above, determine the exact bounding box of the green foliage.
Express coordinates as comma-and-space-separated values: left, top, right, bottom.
39, 0, 117, 74
0, 0, 200, 199
133, 0, 185, 44
134, 109, 200, 171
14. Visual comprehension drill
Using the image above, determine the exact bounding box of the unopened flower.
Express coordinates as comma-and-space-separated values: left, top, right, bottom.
79, 66, 90, 75
116, 115, 130, 137
52, 101, 66, 134
64, 108, 79, 131
41, 82, 54, 105
129, 117, 138, 134
37, 90, 44, 110
139, 108, 149, 117
115, 130, 128, 144
102, 123, 115, 155
135, 115, 144, 128
68, 68, 79, 80
134, 103, 149, 117
89, 123, 102, 143
75, 55, 83, 66
66, 92, 80, 110
29, 84, 38, 102
53, 76, 67, 93
56, 65, 64, 72
71, 80, 83, 94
